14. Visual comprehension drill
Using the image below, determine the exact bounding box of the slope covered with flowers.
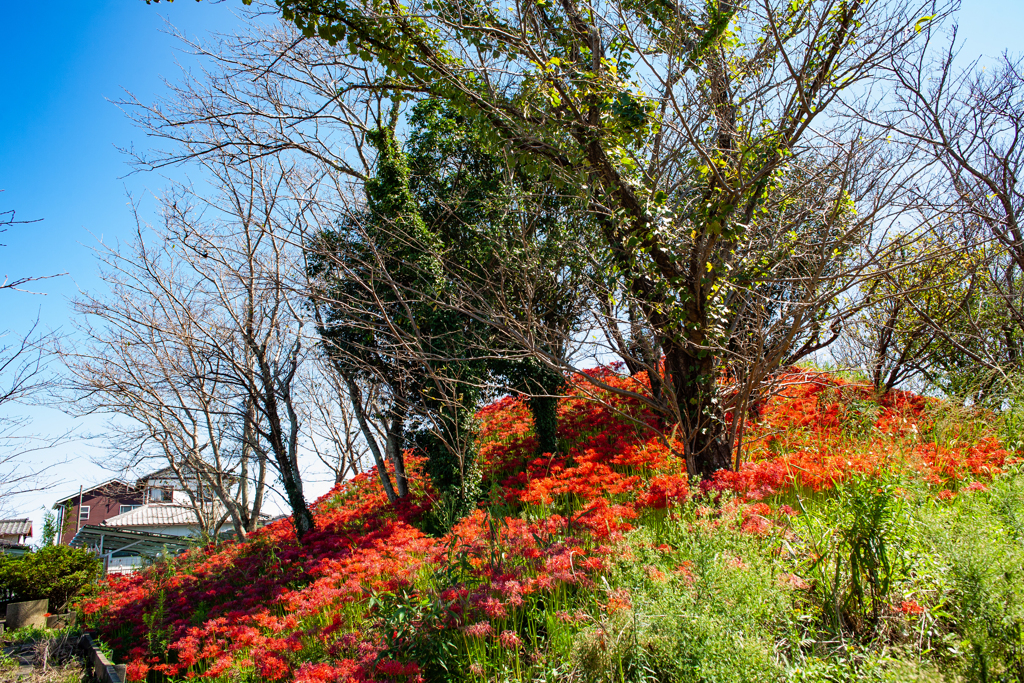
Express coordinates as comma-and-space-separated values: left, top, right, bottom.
80, 368, 1016, 682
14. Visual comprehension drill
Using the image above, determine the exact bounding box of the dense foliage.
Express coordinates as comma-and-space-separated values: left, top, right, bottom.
78, 366, 1023, 682
310, 99, 589, 516
0, 545, 102, 612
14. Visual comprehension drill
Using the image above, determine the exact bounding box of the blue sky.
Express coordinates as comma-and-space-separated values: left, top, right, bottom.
0, 0, 1022, 538
0, 0, 263, 533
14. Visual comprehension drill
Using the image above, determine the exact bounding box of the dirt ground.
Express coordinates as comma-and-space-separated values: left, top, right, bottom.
0, 634, 86, 683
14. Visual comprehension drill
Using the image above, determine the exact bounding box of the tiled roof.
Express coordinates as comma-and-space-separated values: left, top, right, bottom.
0, 519, 32, 537
102, 503, 206, 528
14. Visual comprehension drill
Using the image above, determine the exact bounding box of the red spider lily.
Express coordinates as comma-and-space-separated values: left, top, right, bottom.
897, 600, 925, 615
604, 588, 632, 614
777, 573, 810, 591
81, 365, 1017, 681
644, 565, 668, 582
464, 621, 493, 639
675, 561, 696, 587
125, 660, 149, 682
499, 630, 523, 649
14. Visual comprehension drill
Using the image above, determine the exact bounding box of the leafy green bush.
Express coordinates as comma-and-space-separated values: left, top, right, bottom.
0, 545, 102, 612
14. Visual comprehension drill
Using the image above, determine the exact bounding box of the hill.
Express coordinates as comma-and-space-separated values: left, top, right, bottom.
80, 368, 1024, 683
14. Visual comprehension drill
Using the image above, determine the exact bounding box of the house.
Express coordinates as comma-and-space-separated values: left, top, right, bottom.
53, 480, 144, 545
100, 502, 223, 537
139, 465, 223, 506
54, 472, 212, 575
0, 519, 32, 545
55, 467, 266, 573
0, 520, 34, 557
0, 540, 31, 557
53, 467, 223, 544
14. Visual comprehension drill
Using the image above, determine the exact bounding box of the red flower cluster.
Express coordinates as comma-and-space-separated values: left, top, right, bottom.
708, 370, 1013, 498
80, 366, 1015, 681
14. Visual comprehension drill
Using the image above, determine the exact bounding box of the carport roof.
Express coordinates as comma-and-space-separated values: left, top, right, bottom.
69, 525, 191, 557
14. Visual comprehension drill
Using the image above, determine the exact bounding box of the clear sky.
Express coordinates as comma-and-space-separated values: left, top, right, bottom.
0, 0, 1022, 540
0, 0, 281, 535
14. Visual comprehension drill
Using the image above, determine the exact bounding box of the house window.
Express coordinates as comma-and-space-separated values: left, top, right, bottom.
149, 486, 173, 502
119, 505, 141, 514
79, 506, 90, 520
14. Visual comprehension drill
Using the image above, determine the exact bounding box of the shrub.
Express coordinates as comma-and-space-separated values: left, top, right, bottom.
0, 545, 102, 612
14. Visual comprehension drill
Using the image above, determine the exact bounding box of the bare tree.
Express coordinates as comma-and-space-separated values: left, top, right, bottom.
302, 353, 370, 484
1, 192, 64, 293
881, 36, 1024, 401
61, 154, 324, 539
61, 247, 268, 539
832, 233, 973, 394
0, 321, 68, 515
119, 10, 382, 191
116, 13, 436, 515
0, 194, 68, 513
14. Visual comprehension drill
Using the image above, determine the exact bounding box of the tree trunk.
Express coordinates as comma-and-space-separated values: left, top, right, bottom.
385, 407, 408, 498
527, 365, 563, 456
281, 460, 315, 539
345, 375, 399, 502
255, 349, 316, 540
529, 395, 559, 455
663, 341, 732, 478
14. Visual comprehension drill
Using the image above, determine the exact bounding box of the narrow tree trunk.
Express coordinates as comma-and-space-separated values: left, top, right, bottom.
344, 375, 399, 502
529, 395, 559, 455
281, 462, 315, 538
255, 350, 316, 540
528, 365, 563, 455
385, 407, 408, 498
249, 437, 267, 534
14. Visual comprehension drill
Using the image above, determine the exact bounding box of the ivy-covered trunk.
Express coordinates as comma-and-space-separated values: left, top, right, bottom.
529, 394, 559, 456
421, 397, 482, 523
526, 364, 563, 455
384, 407, 409, 498
663, 339, 732, 478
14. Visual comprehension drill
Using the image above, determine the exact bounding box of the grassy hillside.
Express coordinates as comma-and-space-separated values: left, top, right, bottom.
80, 368, 1024, 683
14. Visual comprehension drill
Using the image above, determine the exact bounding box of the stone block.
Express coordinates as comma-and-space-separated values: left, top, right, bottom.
5, 599, 48, 629
45, 612, 77, 629
80, 634, 125, 683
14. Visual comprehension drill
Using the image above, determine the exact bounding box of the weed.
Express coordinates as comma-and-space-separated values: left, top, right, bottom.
368, 588, 460, 681
793, 476, 910, 634
913, 474, 1024, 682
142, 588, 172, 660
2, 625, 76, 644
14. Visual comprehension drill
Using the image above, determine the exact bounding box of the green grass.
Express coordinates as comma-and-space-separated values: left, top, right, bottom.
2, 624, 77, 644
548, 470, 1024, 683
339, 470, 1024, 682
